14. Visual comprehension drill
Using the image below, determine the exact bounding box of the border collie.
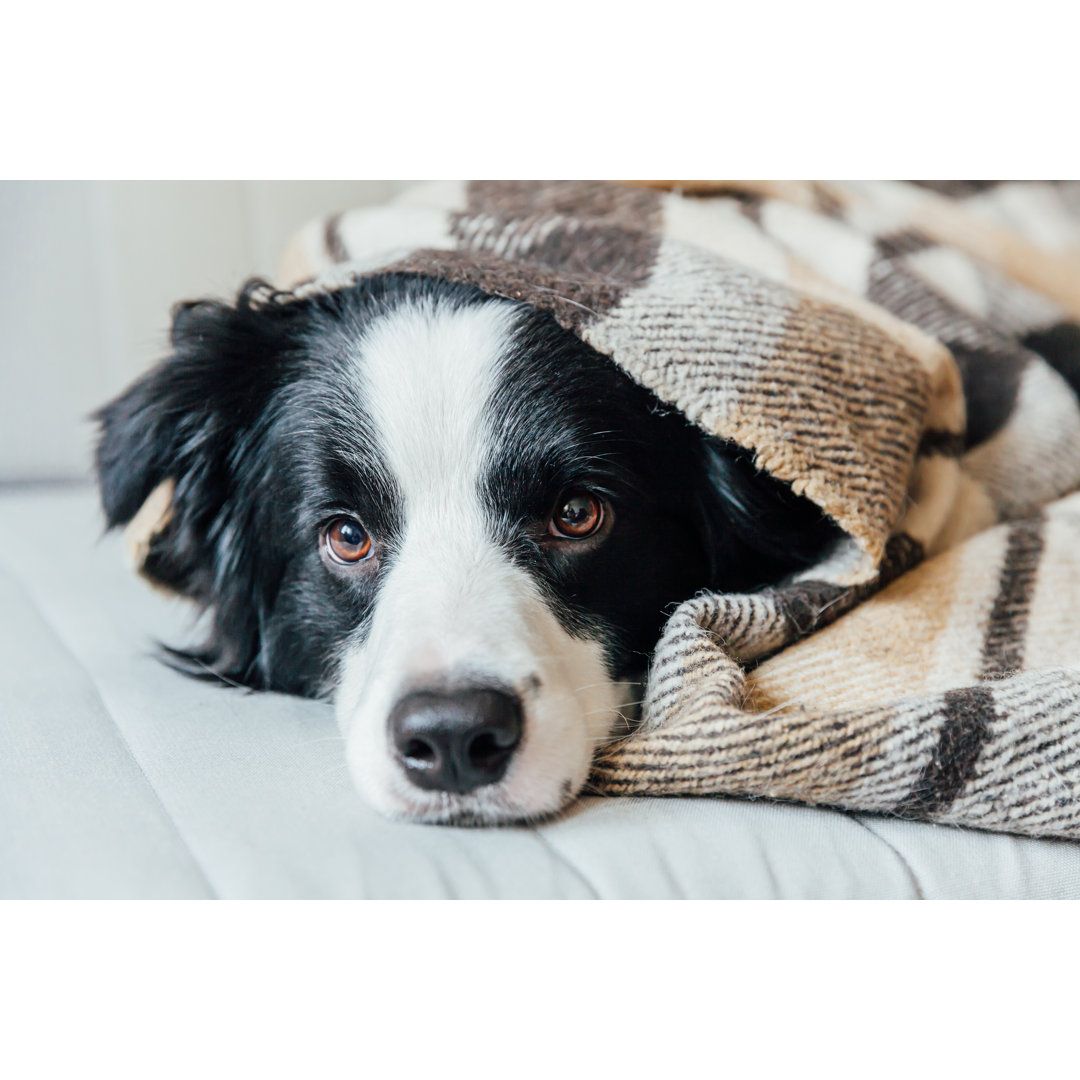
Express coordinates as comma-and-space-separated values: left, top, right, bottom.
95, 274, 841, 824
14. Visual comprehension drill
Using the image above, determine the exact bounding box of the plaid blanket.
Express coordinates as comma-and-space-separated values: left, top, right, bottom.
277, 181, 1080, 839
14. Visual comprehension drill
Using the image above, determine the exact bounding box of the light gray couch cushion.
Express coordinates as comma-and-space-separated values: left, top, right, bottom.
2, 485, 1079, 898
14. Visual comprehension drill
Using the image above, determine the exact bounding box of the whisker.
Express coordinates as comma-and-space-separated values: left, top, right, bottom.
317, 762, 352, 781
584, 698, 646, 715
572, 679, 641, 693
181, 656, 250, 691
298, 734, 347, 748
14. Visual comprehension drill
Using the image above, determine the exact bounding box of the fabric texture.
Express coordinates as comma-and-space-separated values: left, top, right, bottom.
171, 181, 1080, 842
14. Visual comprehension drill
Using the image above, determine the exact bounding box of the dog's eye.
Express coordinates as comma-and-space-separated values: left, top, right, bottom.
324, 516, 372, 563
549, 490, 605, 539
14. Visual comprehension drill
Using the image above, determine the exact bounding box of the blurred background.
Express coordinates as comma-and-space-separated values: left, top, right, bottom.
0, 181, 412, 482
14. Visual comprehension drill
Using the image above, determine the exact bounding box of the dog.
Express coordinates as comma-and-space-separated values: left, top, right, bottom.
95, 273, 842, 824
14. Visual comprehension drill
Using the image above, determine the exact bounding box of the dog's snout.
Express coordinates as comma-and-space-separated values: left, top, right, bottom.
390, 687, 523, 794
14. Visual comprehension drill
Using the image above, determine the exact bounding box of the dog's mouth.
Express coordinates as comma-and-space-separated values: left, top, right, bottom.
342, 673, 643, 826
380, 779, 579, 828
378, 688, 592, 826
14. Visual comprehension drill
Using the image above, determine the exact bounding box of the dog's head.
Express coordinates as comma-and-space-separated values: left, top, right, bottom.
96, 275, 840, 823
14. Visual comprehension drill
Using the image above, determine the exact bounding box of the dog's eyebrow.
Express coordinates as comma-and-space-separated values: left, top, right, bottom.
266, 396, 403, 538
302, 452, 402, 529
481, 435, 644, 515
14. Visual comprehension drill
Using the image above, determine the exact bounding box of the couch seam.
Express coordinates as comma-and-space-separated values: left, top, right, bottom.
846, 813, 926, 899
528, 825, 603, 899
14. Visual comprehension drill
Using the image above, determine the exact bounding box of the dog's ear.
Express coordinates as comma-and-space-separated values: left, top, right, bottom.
93, 282, 308, 681
695, 437, 846, 591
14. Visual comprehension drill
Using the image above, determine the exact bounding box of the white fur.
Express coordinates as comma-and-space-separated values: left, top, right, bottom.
334, 298, 624, 823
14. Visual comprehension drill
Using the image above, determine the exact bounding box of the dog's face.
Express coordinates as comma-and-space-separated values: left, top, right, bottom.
96, 275, 839, 824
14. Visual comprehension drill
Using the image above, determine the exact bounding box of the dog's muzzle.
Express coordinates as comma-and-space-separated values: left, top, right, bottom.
388, 686, 524, 794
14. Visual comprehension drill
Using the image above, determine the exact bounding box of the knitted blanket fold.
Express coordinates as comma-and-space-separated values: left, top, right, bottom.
277, 181, 1080, 839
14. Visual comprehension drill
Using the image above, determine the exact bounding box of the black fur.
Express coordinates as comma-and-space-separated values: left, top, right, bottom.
95, 274, 843, 694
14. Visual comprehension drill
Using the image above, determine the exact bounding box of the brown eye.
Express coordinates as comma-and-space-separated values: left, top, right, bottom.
325, 516, 372, 564
549, 490, 605, 539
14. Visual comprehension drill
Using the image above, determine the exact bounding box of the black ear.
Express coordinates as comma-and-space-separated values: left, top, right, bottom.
93, 281, 307, 682
97, 284, 274, 577
695, 437, 846, 591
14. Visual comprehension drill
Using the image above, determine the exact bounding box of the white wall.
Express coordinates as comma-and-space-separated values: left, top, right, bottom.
0, 181, 408, 481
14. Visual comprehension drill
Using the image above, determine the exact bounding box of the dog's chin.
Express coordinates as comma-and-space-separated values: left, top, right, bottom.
372, 780, 583, 828
345, 745, 592, 827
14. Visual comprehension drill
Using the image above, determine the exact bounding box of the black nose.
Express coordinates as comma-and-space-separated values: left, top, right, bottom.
389, 687, 523, 794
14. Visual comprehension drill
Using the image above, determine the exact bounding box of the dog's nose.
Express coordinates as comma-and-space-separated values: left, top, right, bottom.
389, 687, 523, 794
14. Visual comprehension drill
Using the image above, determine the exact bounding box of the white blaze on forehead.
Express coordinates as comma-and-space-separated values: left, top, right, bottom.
353, 296, 518, 507
336, 296, 625, 823
348, 295, 531, 688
